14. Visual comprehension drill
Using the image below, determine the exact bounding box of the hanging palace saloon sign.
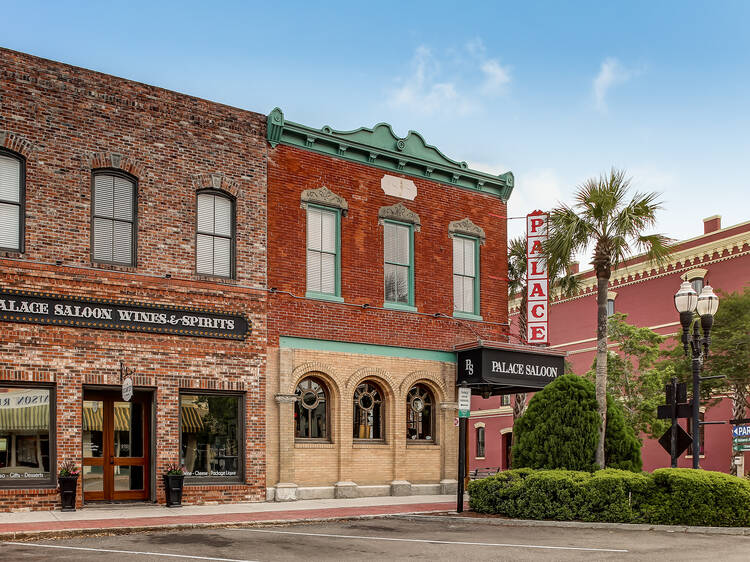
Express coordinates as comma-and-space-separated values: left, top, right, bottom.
0, 288, 249, 340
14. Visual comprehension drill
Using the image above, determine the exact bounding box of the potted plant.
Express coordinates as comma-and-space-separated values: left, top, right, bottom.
58, 461, 80, 512
163, 462, 185, 507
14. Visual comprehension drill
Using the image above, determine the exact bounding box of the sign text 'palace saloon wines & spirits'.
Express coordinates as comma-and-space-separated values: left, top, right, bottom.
0, 288, 249, 339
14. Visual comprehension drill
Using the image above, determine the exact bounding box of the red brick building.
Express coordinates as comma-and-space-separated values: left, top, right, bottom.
0, 48, 268, 510
471, 216, 750, 474
264, 109, 514, 500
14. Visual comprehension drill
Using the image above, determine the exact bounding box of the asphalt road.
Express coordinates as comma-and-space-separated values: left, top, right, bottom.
3, 517, 750, 561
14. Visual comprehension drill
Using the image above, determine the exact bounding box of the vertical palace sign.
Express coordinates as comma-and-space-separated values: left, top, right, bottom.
526, 211, 549, 344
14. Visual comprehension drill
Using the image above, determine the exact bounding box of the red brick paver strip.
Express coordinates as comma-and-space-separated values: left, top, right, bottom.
0, 501, 462, 535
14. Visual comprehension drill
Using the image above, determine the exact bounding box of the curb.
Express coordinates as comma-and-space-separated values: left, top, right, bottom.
0, 509, 448, 542
388, 513, 750, 536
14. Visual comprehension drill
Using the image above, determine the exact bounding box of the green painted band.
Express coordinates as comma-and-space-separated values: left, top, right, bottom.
383, 302, 418, 313
278, 336, 457, 363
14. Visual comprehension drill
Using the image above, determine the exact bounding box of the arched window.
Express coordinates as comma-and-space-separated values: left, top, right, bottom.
0, 149, 25, 253
682, 269, 707, 297
196, 191, 234, 278
691, 277, 704, 295
353, 381, 384, 440
294, 377, 328, 440
406, 384, 434, 441
92, 170, 137, 266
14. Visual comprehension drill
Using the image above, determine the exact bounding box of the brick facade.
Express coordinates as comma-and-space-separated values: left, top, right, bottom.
266, 142, 510, 499
0, 48, 268, 510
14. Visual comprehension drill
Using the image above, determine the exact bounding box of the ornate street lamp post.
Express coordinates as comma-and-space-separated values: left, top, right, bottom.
674, 281, 720, 469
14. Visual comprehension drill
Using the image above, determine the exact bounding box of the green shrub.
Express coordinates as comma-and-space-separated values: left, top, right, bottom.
514, 470, 589, 520
467, 468, 532, 515
641, 468, 750, 527
512, 374, 599, 471
467, 467, 750, 527
604, 395, 643, 472
579, 469, 650, 523
512, 374, 642, 472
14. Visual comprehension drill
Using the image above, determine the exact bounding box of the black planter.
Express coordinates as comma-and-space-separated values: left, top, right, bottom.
58, 475, 78, 512
163, 474, 184, 507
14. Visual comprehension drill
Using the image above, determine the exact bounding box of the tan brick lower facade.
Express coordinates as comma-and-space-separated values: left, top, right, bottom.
266, 343, 459, 501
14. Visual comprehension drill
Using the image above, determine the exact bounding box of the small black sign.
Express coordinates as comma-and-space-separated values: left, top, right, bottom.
457, 346, 564, 393
0, 288, 249, 340
657, 403, 692, 420
658, 425, 692, 457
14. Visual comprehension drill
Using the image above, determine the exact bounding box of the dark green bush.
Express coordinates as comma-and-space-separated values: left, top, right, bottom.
467, 468, 532, 515
604, 395, 643, 472
579, 469, 650, 523
467, 468, 750, 526
512, 374, 599, 471
512, 374, 642, 472
642, 468, 750, 527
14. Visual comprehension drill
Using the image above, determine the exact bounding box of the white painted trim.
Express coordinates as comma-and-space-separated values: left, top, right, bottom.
473, 421, 486, 428
471, 408, 514, 418
499, 427, 513, 435
509, 225, 750, 312
682, 268, 708, 282
549, 322, 680, 349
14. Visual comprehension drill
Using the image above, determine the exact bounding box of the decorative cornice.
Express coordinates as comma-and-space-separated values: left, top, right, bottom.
607, 291, 618, 301
266, 108, 514, 202
509, 229, 750, 313
378, 203, 421, 231
449, 218, 486, 244
300, 185, 348, 215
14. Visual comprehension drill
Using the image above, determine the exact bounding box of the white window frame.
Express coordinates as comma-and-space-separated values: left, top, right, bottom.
0, 149, 25, 253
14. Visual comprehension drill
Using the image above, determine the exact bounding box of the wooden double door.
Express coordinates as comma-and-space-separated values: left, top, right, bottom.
82, 390, 151, 502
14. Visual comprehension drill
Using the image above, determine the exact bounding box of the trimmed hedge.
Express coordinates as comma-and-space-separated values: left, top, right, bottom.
512, 374, 642, 472
467, 468, 750, 527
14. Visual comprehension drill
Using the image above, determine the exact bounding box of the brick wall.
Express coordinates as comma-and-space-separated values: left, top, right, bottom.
0, 48, 268, 510
267, 143, 510, 348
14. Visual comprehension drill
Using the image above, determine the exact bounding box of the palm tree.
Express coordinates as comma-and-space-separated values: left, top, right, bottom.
546, 168, 670, 468
507, 236, 579, 421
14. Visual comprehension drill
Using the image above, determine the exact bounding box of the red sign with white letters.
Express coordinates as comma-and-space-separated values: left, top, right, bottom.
526, 211, 549, 344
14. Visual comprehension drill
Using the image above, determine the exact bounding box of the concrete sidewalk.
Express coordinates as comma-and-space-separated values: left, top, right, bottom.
0, 495, 462, 540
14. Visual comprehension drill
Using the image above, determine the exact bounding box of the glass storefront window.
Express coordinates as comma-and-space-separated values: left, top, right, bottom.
180, 393, 242, 481
0, 386, 55, 487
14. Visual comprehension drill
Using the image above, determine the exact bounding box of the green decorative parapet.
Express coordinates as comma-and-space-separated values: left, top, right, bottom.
267, 108, 514, 202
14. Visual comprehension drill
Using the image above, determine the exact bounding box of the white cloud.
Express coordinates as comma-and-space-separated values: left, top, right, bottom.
389, 46, 474, 115
480, 59, 511, 95
388, 42, 511, 115
593, 57, 633, 112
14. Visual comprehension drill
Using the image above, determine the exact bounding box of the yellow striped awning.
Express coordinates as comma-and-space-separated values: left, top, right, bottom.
0, 404, 48, 432
82, 404, 131, 432
181, 405, 204, 433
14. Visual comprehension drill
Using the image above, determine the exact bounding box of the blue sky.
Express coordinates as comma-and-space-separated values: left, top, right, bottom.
3, 1, 749, 255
